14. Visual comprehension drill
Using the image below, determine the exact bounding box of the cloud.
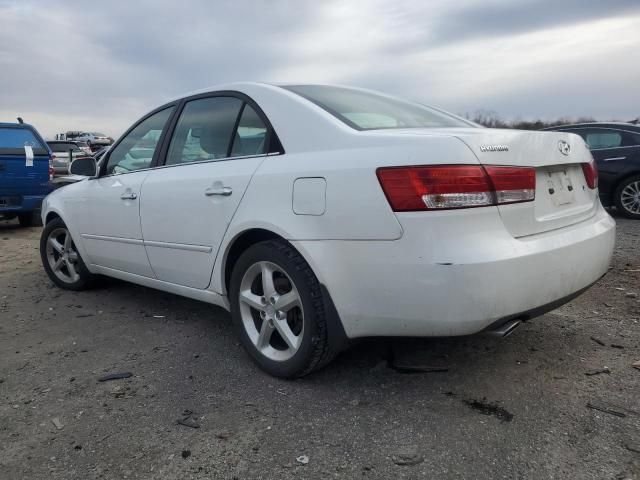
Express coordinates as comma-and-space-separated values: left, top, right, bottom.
0, 0, 638, 138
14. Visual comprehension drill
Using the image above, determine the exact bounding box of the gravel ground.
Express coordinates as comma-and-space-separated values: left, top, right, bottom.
0, 213, 638, 480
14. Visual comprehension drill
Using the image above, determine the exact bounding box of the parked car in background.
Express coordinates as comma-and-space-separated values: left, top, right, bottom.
0, 121, 51, 226
40, 83, 615, 377
544, 122, 640, 218
46, 141, 88, 176
76, 132, 112, 148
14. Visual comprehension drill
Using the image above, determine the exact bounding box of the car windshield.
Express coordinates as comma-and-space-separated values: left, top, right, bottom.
282, 85, 473, 130
48, 142, 82, 153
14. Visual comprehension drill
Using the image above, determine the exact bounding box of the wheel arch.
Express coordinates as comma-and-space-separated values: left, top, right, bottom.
222, 228, 285, 294
220, 226, 349, 356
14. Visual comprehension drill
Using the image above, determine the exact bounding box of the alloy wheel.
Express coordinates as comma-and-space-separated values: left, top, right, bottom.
45, 227, 81, 284
620, 180, 640, 215
238, 261, 304, 362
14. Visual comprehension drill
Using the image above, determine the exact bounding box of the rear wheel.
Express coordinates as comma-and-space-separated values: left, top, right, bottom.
229, 239, 336, 377
18, 210, 42, 227
614, 175, 640, 219
40, 218, 96, 290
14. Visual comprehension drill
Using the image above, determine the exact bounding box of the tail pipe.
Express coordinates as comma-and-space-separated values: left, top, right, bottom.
485, 319, 522, 338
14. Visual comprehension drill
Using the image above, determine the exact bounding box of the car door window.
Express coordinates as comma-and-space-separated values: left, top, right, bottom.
105, 107, 174, 175
230, 105, 268, 156
165, 97, 243, 166
584, 130, 622, 149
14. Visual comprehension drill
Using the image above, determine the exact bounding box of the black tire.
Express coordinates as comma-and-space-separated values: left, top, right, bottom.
614, 175, 640, 219
229, 239, 337, 378
40, 217, 96, 290
18, 210, 42, 227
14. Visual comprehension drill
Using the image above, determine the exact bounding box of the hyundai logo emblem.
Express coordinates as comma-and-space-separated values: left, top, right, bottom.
558, 140, 571, 156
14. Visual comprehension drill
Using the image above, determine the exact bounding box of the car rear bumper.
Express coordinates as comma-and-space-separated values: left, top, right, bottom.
0, 195, 45, 216
293, 204, 615, 338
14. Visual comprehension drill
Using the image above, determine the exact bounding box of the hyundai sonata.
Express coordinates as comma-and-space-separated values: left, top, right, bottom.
39, 83, 616, 377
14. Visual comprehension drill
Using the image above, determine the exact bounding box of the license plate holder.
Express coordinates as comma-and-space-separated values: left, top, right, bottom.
545, 170, 575, 206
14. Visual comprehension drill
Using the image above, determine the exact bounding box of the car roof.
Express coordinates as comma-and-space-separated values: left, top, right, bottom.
0, 121, 36, 129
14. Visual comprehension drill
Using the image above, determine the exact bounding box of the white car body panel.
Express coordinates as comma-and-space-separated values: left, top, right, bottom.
139, 156, 266, 288
41, 82, 616, 339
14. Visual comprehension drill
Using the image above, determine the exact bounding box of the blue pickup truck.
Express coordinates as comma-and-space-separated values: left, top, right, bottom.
0, 122, 52, 226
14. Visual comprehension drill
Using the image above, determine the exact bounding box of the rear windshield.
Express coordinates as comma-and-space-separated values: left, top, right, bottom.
48, 142, 83, 153
0, 127, 45, 149
282, 85, 473, 131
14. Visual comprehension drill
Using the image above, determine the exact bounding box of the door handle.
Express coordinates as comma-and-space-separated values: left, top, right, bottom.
205, 186, 232, 196
603, 156, 626, 162
120, 192, 138, 200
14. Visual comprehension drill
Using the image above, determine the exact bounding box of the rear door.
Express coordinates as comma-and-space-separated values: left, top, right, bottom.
139, 94, 274, 289
0, 126, 50, 209
453, 129, 598, 237
72, 106, 175, 277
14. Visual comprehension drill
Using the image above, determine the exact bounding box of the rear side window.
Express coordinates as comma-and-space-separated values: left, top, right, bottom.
166, 97, 244, 165
105, 107, 174, 175
584, 130, 622, 149
0, 127, 44, 149
230, 105, 268, 157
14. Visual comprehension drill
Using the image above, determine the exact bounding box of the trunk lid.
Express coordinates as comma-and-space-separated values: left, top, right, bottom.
452, 128, 598, 237
378, 127, 599, 237
0, 153, 51, 196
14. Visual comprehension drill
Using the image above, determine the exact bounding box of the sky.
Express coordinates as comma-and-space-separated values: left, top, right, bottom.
1, 0, 639, 139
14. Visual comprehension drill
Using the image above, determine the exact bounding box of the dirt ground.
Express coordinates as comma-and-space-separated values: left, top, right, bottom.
0, 212, 638, 480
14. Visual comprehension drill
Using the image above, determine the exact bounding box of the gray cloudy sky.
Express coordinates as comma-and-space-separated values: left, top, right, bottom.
1, 0, 639, 138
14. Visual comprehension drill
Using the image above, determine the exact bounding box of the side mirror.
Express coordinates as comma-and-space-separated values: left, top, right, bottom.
69, 156, 97, 177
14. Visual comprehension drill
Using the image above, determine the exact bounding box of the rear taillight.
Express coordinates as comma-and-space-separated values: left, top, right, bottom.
581, 160, 598, 189
49, 155, 55, 181
376, 165, 536, 211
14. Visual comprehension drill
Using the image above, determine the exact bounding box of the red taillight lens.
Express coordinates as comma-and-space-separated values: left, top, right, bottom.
581, 160, 598, 189
377, 165, 536, 211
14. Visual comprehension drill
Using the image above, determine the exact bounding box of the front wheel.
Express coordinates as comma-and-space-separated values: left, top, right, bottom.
614, 175, 640, 219
40, 218, 96, 290
229, 239, 336, 378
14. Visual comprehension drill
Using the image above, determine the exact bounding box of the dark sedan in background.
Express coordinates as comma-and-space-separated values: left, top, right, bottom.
544, 122, 640, 219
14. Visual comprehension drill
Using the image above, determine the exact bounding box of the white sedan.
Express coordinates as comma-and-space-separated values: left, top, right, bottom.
39, 83, 616, 377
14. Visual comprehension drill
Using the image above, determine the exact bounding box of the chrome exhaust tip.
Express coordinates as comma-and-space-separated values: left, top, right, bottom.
485, 319, 522, 338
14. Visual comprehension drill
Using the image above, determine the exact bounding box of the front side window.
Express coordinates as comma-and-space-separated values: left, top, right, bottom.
166, 97, 243, 166
105, 107, 174, 175
282, 85, 473, 130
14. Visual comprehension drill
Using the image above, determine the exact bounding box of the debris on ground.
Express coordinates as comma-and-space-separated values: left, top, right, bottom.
296, 455, 309, 465
586, 403, 626, 418
177, 409, 200, 429
585, 367, 611, 376
632, 361, 640, 371
590, 336, 605, 346
97, 372, 133, 382
181, 450, 191, 459
392, 452, 424, 466
51, 417, 64, 430
463, 398, 514, 422
214, 431, 232, 440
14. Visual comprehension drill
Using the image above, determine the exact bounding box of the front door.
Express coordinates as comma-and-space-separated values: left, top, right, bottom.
75, 106, 175, 277
140, 96, 271, 289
